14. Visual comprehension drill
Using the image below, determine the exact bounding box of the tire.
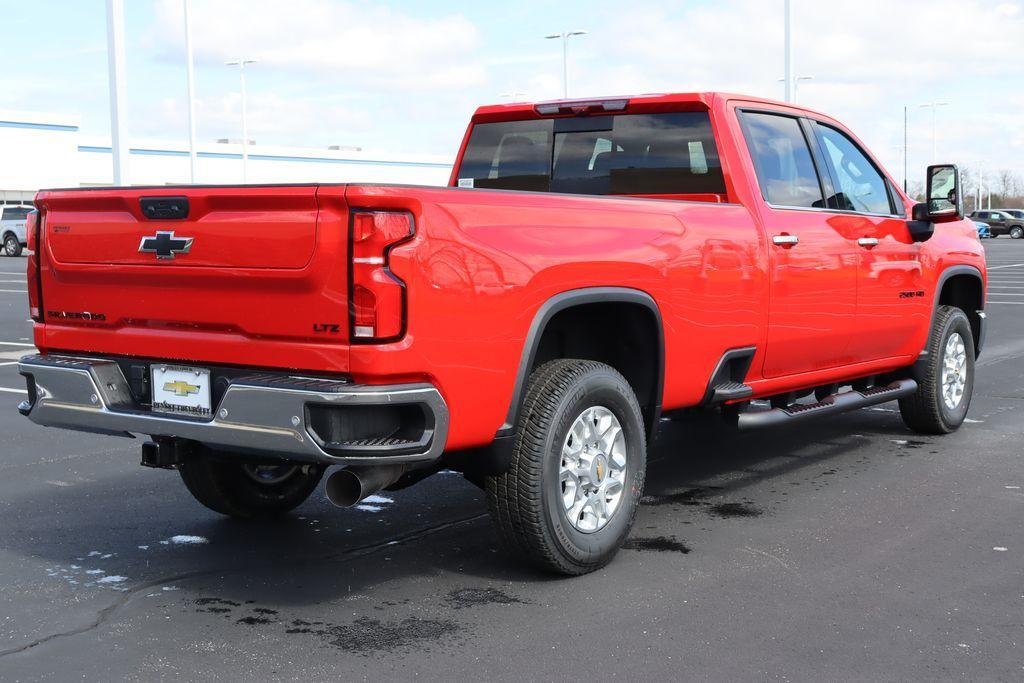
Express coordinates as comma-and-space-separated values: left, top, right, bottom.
3, 234, 21, 257
178, 457, 324, 519
486, 359, 647, 575
1011, 226, 1024, 239
899, 305, 975, 434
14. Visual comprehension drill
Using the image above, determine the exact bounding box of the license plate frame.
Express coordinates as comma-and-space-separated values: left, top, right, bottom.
150, 364, 212, 418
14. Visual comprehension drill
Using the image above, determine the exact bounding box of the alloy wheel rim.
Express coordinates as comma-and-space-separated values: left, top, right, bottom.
559, 406, 627, 533
4, 237, 14, 255
242, 464, 298, 485
941, 332, 968, 410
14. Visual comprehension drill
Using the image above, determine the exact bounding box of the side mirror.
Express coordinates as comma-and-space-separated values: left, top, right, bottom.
919, 164, 964, 223
908, 164, 963, 242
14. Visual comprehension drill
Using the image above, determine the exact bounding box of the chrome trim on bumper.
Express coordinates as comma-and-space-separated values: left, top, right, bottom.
17, 354, 448, 466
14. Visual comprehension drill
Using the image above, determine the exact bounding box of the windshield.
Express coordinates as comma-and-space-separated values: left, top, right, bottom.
456, 112, 726, 197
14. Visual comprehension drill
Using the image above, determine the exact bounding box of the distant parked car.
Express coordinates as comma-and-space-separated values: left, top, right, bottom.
973, 221, 991, 238
969, 209, 1024, 238
1, 205, 32, 256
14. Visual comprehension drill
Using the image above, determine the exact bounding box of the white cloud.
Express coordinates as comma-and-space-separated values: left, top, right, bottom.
567, 0, 1024, 179
150, 0, 486, 91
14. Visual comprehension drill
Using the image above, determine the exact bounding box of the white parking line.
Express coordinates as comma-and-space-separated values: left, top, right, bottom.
0, 361, 19, 367
0, 289, 27, 293
0, 342, 34, 347
987, 301, 1024, 305
987, 263, 1024, 270
0, 280, 25, 283
0, 272, 25, 276
0, 386, 27, 395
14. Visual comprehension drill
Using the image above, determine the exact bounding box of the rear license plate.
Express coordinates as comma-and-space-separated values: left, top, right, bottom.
151, 365, 212, 418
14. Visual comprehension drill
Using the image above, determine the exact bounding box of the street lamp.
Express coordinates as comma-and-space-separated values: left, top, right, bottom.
105, 0, 129, 185
544, 30, 587, 98
776, 75, 812, 103
225, 58, 257, 183
183, 0, 197, 183
919, 101, 949, 164
783, 0, 793, 102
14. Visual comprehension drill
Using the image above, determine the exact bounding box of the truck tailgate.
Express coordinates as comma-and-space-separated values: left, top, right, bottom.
34, 185, 352, 373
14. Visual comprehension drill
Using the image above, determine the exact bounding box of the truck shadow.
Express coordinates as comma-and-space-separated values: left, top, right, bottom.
1, 405, 922, 611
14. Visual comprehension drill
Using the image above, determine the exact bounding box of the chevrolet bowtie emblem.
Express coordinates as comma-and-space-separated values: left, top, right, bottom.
139, 231, 193, 259
163, 380, 200, 397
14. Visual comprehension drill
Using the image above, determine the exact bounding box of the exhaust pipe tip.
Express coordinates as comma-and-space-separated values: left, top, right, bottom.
324, 465, 406, 508
325, 469, 365, 508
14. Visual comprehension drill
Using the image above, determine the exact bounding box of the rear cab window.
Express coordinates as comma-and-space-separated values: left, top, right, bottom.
455, 111, 728, 200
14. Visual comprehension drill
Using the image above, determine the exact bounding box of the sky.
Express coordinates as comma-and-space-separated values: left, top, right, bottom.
2, 0, 1023, 186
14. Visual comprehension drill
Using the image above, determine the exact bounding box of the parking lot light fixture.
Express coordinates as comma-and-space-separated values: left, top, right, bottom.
225, 58, 257, 183
919, 101, 949, 164
544, 30, 587, 98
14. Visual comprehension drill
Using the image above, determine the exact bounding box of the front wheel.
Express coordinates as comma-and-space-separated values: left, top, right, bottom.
1011, 226, 1024, 239
3, 234, 22, 257
899, 305, 975, 434
486, 359, 647, 575
178, 457, 324, 518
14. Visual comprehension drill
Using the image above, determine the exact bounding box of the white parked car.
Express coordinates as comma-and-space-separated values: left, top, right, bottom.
1, 205, 32, 257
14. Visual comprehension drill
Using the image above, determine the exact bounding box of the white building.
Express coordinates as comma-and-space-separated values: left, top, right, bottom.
0, 109, 454, 205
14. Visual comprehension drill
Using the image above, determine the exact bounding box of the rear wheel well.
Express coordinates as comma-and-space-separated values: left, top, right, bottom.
529, 301, 662, 437
938, 273, 983, 352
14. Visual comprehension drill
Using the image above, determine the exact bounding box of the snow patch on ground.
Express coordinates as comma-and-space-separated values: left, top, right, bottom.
167, 535, 209, 545
355, 504, 383, 512
97, 575, 127, 584
963, 418, 984, 423
362, 495, 393, 504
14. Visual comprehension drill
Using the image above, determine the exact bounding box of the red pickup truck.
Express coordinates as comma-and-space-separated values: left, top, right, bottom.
18, 92, 986, 575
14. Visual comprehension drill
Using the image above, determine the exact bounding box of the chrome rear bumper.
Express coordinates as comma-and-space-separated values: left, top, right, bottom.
17, 354, 448, 466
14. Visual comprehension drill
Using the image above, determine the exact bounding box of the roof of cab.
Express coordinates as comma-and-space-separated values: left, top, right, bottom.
471, 91, 828, 122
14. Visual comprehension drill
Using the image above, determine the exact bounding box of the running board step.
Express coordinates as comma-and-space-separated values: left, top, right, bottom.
710, 381, 754, 403
737, 379, 917, 430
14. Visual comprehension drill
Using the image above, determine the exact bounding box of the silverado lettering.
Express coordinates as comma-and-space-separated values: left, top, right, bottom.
18, 92, 986, 575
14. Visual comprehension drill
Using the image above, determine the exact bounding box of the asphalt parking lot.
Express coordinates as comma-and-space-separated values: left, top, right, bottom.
0, 242, 1022, 680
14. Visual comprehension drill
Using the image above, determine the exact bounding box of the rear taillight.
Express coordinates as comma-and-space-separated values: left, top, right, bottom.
349, 210, 414, 342
25, 210, 42, 322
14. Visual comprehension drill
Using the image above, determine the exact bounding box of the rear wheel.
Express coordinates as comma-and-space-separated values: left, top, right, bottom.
1011, 226, 1024, 239
899, 305, 975, 434
178, 458, 324, 518
3, 234, 21, 257
486, 359, 647, 575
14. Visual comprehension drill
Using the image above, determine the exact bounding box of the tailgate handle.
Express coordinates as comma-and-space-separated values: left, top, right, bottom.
140, 196, 189, 221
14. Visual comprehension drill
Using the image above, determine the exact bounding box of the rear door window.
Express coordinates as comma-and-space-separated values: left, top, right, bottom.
456, 112, 726, 196
739, 111, 824, 208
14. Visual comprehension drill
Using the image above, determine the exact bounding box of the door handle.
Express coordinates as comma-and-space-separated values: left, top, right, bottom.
858, 237, 879, 247
772, 234, 799, 246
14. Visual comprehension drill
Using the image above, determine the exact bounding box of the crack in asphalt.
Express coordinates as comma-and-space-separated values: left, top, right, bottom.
0, 512, 489, 659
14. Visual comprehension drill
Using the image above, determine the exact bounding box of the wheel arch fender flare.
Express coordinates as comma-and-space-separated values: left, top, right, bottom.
915, 264, 986, 381
497, 286, 665, 439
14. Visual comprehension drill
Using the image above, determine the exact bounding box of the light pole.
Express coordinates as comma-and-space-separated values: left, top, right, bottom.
902, 105, 908, 192
183, 0, 198, 183
225, 58, 257, 183
544, 30, 587, 98
105, 0, 129, 185
777, 75, 812, 102
783, 0, 793, 102
919, 101, 948, 164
